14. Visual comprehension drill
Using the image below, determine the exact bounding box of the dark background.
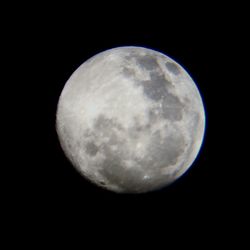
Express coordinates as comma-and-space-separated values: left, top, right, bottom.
4, 2, 246, 245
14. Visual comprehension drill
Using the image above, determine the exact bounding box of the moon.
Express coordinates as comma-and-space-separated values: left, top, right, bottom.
56, 46, 205, 193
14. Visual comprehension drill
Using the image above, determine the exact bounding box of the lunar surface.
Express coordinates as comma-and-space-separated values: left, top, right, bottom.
56, 46, 205, 193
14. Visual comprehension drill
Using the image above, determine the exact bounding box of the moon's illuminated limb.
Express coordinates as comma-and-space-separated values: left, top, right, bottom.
56, 46, 205, 193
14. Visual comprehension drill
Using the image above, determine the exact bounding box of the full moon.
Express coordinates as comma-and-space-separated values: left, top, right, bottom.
56, 46, 205, 193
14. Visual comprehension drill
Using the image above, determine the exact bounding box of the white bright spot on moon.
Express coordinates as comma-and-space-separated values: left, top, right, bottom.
56, 46, 206, 193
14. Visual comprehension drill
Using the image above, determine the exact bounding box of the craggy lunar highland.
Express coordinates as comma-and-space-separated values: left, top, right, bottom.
56, 46, 205, 193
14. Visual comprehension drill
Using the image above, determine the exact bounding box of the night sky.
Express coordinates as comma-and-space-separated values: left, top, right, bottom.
3, 2, 244, 245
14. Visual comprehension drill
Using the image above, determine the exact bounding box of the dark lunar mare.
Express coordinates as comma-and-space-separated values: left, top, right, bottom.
165, 62, 180, 75
128, 54, 184, 122
136, 55, 159, 70
85, 142, 99, 156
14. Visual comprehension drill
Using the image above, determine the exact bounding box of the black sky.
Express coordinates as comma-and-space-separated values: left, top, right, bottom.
3, 2, 245, 245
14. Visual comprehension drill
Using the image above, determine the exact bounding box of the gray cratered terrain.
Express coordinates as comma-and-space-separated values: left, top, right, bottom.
56, 46, 205, 193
